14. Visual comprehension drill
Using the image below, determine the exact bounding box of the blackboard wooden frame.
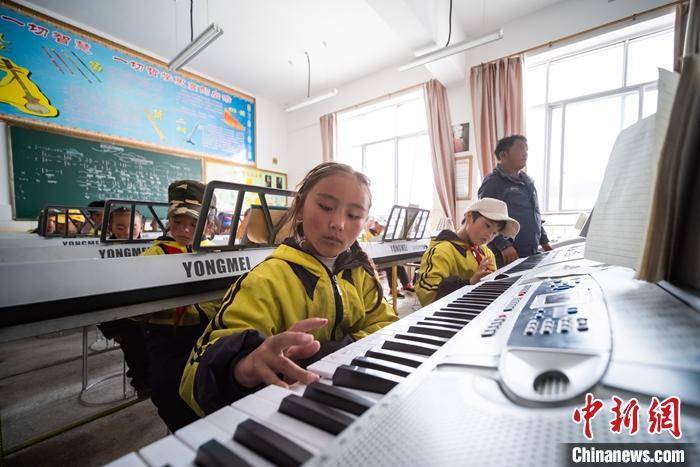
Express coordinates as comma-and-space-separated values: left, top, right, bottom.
0, 0, 257, 166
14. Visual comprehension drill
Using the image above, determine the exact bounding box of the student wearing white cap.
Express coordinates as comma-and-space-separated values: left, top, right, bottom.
415, 198, 520, 306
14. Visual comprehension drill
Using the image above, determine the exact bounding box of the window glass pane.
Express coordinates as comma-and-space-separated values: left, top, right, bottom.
337, 147, 362, 172
622, 92, 640, 129
561, 94, 623, 210
525, 105, 546, 207
397, 134, 432, 209
364, 140, 396, 217
337, 115, 364, 149
626, 30, 674, 86
524, 65, 547, 106
547, 107, 563, 211
396, 98, 427, 136
548, 43, 624, 102
362, 106, 396, 143
642, 87, 658, 117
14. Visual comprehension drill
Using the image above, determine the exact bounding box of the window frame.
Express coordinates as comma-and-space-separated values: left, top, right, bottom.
526, 26, 673, 215
337, 91, 431, 215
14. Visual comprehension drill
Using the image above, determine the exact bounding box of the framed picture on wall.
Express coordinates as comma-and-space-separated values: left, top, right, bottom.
452, 122, 470, 153
454, 153, 473, 200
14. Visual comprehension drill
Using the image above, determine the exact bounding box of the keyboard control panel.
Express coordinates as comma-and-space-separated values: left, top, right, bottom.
506, 276, 609, 350
498, 275, 611, 406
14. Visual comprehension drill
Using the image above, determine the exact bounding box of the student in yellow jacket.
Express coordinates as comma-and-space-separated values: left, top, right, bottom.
415, 198, 520, 306
140, 180, 221, 431
180, 162, 399, 417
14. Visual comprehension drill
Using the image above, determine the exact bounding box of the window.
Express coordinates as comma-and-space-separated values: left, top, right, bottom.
524, 14, 674, 236
337, 89, 433, 219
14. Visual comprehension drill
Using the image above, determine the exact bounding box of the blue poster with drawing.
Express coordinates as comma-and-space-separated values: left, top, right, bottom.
0, 2, 255, 164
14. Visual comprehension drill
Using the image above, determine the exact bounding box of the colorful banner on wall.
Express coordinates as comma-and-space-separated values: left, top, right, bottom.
0, 2, 255, 164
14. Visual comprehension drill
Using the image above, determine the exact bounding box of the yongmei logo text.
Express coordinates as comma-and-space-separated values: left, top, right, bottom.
182, 257, 252, 278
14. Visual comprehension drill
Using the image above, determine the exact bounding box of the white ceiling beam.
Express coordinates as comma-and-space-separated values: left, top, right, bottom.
366, 0, 470, 84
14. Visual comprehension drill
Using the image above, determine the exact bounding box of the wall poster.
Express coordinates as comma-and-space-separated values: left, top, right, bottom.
0, 1, 255, 164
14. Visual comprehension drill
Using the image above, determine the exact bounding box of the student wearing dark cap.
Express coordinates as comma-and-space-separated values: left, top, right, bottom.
141, 180, 221, 431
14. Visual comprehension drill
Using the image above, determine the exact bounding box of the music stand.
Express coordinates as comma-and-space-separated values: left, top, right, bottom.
381, 205, 430, 241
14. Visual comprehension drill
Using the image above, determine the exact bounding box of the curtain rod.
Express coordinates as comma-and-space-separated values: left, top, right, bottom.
333, 83, 423, 116
475, 0, 686, 65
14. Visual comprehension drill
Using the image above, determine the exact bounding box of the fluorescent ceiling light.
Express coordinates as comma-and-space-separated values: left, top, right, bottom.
168, 23, 223, 70
399, 29, 504, 71
285, 88, 339, 112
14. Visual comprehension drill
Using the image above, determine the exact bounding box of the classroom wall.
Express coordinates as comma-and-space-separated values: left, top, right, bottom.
0, 3, 288, 232
284, 0, 672, 221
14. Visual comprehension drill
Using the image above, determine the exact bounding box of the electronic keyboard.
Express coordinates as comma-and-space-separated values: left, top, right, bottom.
0, 239, 429, 331
106, 262, 700, 467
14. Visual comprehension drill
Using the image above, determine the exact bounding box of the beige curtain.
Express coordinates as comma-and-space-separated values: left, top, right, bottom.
319, 113, 336, 162
424, 79, 457, 226
469, 56, 524, 178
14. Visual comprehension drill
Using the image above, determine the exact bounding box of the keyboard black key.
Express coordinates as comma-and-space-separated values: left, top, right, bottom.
439, 307, 481, 315
382, 339, 437, 356
332, 364, 401, 394
279, 394, 354, 435
410, 320, 460, 329
233, 419, 312, 467
395, 333, 448, 347
364, 349, 422, 368
463, 291, 501, 297
195, 439, 252, 467
449, 302, 487, 310
422, 317, 467, 326
453, 296, 491, 302
417, 320, 462, 330
434, 311, 476, 320
351, 355, 411, 377
303, 382, 374, 415
454, 297, 492, 304
407, 325, 457, 339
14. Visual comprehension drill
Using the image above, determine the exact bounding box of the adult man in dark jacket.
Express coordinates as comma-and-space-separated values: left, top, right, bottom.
478, 135, 551, 267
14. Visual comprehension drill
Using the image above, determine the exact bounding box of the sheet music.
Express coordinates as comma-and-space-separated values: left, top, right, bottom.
654, 68, 680, 154
584, 69, 679, 269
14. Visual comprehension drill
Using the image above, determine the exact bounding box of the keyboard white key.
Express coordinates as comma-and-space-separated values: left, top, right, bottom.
363, 348, 429, 367
233, 394, 334, 451
207, 405, 318, 461
104, 452, 148, 467
175, 417, 274, 467
315, 377, 385, 401
138, 435, 195, 467
307, 359, 341, 379
257, 384, 357, 434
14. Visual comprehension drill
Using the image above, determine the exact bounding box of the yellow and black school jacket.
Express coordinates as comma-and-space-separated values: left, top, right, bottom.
141, 237, 221, 326
180, 238, 399, 416
415, 230, 496, 307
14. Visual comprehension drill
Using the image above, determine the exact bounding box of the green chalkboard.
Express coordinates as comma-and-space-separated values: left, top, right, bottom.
10, 126, 203, 219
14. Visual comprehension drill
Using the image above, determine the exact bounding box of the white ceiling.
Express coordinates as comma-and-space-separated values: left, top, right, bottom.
24, 0, 564, 106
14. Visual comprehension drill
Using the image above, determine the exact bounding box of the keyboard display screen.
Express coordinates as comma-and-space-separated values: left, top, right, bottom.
545, 292, 574, 305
